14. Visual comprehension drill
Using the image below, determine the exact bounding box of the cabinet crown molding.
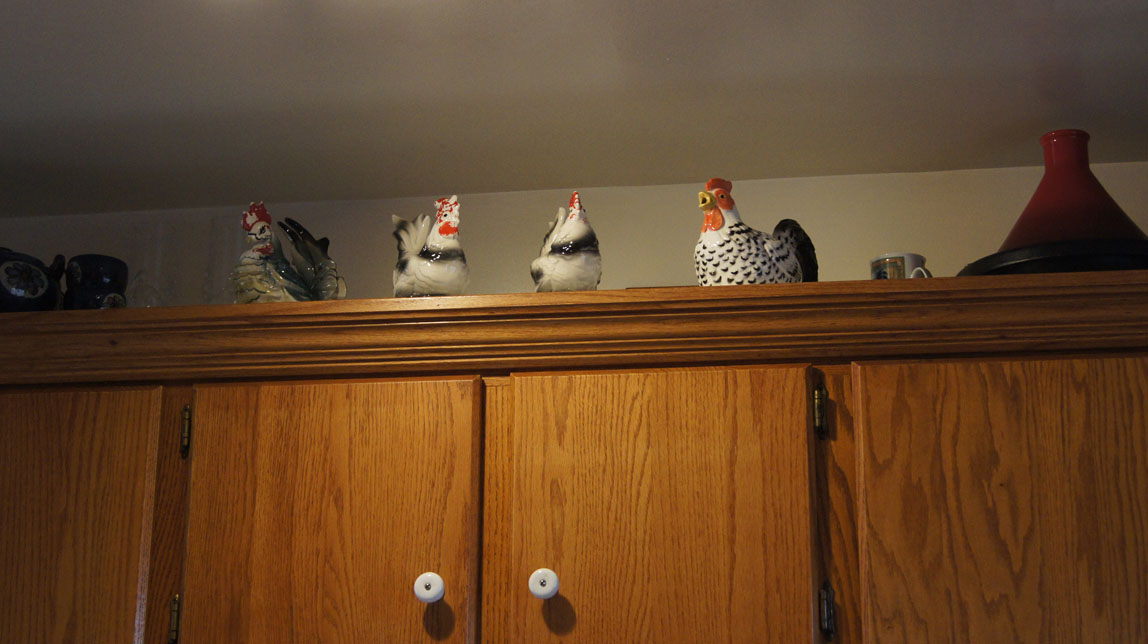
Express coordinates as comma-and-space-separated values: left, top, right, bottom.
2, 271, 1147, 384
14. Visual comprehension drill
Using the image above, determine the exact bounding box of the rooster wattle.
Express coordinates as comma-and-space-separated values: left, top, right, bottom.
392, 195, 469, 297
693, 178, 818, 286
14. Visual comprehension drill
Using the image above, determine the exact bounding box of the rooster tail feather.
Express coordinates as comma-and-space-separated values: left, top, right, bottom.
393, 214, 433, 258
538, 207, 566, 256
393, 213, 433, 281
279, 217, 331, 266
276, 218, 342, 298
773, 219, 819, 282
264, 238, 310, 300
283, 217, 332, 257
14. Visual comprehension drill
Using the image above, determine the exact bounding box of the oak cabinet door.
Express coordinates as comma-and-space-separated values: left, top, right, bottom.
0, 387, 163, 643
181, 378, 481, 643
495, 367, 816, 643
855, 357, 1148, 643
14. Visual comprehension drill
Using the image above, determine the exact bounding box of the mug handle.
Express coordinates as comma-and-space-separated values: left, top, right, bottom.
910, 266, 932, 278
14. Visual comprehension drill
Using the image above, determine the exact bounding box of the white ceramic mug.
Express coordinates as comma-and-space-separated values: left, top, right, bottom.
871, 252, 932, 279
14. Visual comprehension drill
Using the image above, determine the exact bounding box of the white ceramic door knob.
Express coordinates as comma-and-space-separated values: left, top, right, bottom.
414, 572, 445, 603
528, 568, 559, 599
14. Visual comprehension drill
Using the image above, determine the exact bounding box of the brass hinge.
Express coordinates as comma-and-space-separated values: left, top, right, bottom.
813, 384, 830, 440
168, 594, 182, 644
180, 405, 192, 459
819, 581, 836, 641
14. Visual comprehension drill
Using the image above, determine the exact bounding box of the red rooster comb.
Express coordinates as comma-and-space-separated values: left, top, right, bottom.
569, 191, 582, 210
242, 202, 272, 231
705, 177, 733, 193
434, 195, 458, 219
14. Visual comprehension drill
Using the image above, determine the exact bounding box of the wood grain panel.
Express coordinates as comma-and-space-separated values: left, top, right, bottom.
855, 356, 1148, 643
812, 366, 861, 644
507, 367, 815, 642
1, 272, 1147, 384
144, 386, 192, 644
0, 387, 163, 643
480, 377, 512, 643
181, 377, 481, 643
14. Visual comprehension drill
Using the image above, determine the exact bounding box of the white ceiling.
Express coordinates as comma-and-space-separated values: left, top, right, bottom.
3, 0, 1147, 216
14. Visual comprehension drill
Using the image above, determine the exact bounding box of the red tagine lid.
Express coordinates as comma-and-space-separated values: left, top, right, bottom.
998, 129, 1147, 252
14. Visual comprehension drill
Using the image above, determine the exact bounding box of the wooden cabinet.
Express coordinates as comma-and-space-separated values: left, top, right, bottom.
180, 378, 481, 643
0, 387, 163, 643
0, 272, 1145, 643
485, 367, 816, 642
853, 356, 1148, 643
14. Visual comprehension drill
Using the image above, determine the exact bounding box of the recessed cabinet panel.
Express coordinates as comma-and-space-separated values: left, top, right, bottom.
855, 357, 1148, 643
505, 367, 815, 643
181, 378, 481, 643
0, 387, 163, 643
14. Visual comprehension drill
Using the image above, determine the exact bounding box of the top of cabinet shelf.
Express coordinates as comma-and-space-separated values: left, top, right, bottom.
1, 271, 1147, 385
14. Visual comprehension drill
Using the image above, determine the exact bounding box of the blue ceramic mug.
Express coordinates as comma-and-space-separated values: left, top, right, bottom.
63, 254, 128, 309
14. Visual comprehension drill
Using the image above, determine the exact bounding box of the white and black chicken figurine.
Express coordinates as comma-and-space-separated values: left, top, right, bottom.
232, 202, 347, 303
392, 195, 469, 297
694, 178, 818, 286
530, 191, 602, 292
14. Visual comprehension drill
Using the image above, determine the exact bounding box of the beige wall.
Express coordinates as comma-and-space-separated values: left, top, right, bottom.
3, 162, 1146, 307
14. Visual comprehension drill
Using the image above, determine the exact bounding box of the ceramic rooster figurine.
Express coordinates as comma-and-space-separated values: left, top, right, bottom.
694, 178, 818, 286
530, 191, 602, 292
392, 195, 469, 297
232, 202, 347, 303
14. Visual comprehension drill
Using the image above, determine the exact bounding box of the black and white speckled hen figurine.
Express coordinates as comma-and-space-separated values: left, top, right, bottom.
694, 177, 818, 286
530, 191, 602, 292
392, 195, 469, 297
